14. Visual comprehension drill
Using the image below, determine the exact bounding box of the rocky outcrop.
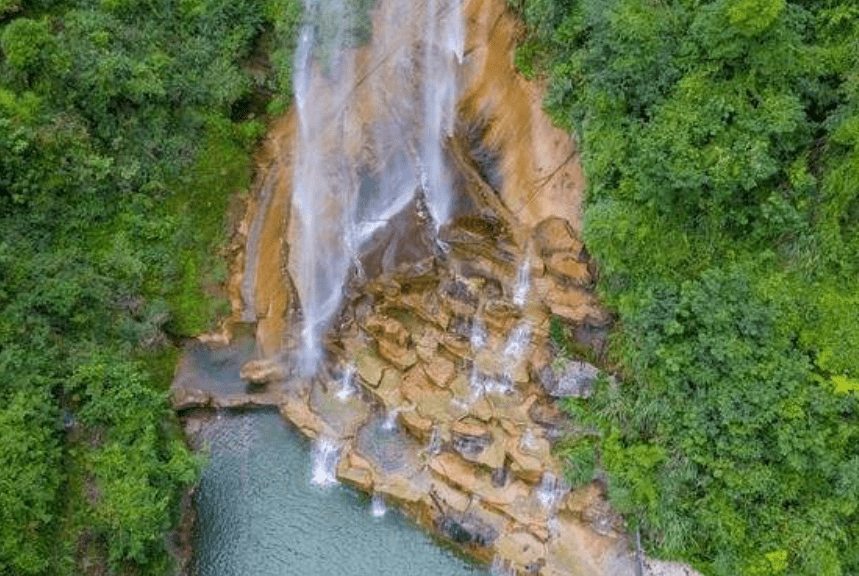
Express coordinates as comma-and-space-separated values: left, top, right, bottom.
172, 0, 691, 574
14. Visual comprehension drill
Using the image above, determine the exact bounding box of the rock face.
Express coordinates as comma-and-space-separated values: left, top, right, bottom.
175, 0, 666, 575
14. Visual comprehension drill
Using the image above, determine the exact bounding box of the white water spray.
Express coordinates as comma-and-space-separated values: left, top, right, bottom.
513, 255, 531, 307
291, 0, 360, 375
421, 0, 463, 226
535, 472, 568, 512
371, 493, 387, 518
382, 407, 400, 431
336, 366, 357, 402
289, 0, 464, 373
310, 438, 341, 488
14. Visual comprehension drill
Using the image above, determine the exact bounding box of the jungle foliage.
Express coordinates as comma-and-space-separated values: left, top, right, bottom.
0, 0, 301, 573
512, 0, 859, 574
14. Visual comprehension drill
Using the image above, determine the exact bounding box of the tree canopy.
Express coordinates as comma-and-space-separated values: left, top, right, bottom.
513, 0, 859, 574
0, 0, 301, 573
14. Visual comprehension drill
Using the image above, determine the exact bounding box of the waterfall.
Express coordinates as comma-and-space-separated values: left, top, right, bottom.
291, 0, 360, 375
421, 0, 464, 226
535, 472, 569, 512
310, 437, 341, 487
370, 493, 387, 518
336, 366, 356, 401
289, 0, 464, 373
513, 255, 531, 307
382, 407, 400, 431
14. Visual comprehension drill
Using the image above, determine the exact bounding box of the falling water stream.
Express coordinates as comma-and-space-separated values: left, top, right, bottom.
290, 0, 464, 373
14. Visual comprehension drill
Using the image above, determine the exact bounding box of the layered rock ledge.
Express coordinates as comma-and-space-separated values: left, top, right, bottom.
173, 0, 702, 575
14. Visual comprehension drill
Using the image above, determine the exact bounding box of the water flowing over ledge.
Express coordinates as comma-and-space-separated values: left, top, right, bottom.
179, 1, 703, 575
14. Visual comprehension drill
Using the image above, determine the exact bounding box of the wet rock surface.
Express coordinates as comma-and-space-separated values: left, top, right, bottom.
169, 0, 706, 574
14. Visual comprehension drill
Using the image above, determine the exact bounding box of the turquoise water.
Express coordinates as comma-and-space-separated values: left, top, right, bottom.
190, 409, 487, 576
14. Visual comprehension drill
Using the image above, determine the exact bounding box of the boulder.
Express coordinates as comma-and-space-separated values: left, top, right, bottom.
451, 420, 492, 460
400, 409, 434, 442
378, 338, 418, 370
494, 530, 546, 571
278, 396, 325, 438
533, 276, 610, 325
533, 217, 583, 257
364, 315, 409, 347
430, 480, 473, 513
336, 450, 376, 491
172, 388, 211, 410
440, 332, 471, 359
540, 360, 599, 398
436, 512, 498, 547
356, 351, 386, 387
374, 368, 404, 409
240, 358, 289, 384
377, 473, 424, 504
545, 253, 591, 285
423, 354, 456, 388
402, 367, 455, 424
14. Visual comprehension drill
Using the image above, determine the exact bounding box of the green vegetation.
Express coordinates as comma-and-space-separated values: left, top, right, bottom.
0, 0, 302, 573
513, 0, 859, 574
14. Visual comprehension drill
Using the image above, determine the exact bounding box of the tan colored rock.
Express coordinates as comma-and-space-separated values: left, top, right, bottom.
440, 332, 470, 359
451, 420, 491, 452
562, 485, 595, 519
172, 388, 211, 410
534, 217, 584, 257
534, 276, 610, 324
507, 444, 545, 484
430, 481, 473, 514
546, 253, 591, 285
494, 530, 546, 571
423, 354, 456, 388
378, 338, 418, 370
416, 343, 437, 363
482, 299, 520, 335
400, 409, 434, 442
402, 368, 455, 424
278, 396, 324, 438
364, 315, 409, 347
470, 396, 495, 422
582, 496, 623, 537
399, 290, 450, 330
240, 358, 288, 384
414, 326, 442, 348
378, 474, 423, 504
356, 350, 386, 387
505, 428, 553, 484
337, 450, 375, 491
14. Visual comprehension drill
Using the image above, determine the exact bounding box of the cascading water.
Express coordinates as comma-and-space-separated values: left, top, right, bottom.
512, 255, 531, 307
336, 365, 357, 401
371, 493, 387, 518
420, 0, 464, 226
535, 472, 569, 513
289, 0, 464, 374
291, 0, 360, 375
311, 437, 341, 487
382, 407, 400, 431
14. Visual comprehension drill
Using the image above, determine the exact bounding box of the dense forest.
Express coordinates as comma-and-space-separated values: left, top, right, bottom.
0, 0, 301, 573
3, 0, 857, 575
511, 0, 859, 574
